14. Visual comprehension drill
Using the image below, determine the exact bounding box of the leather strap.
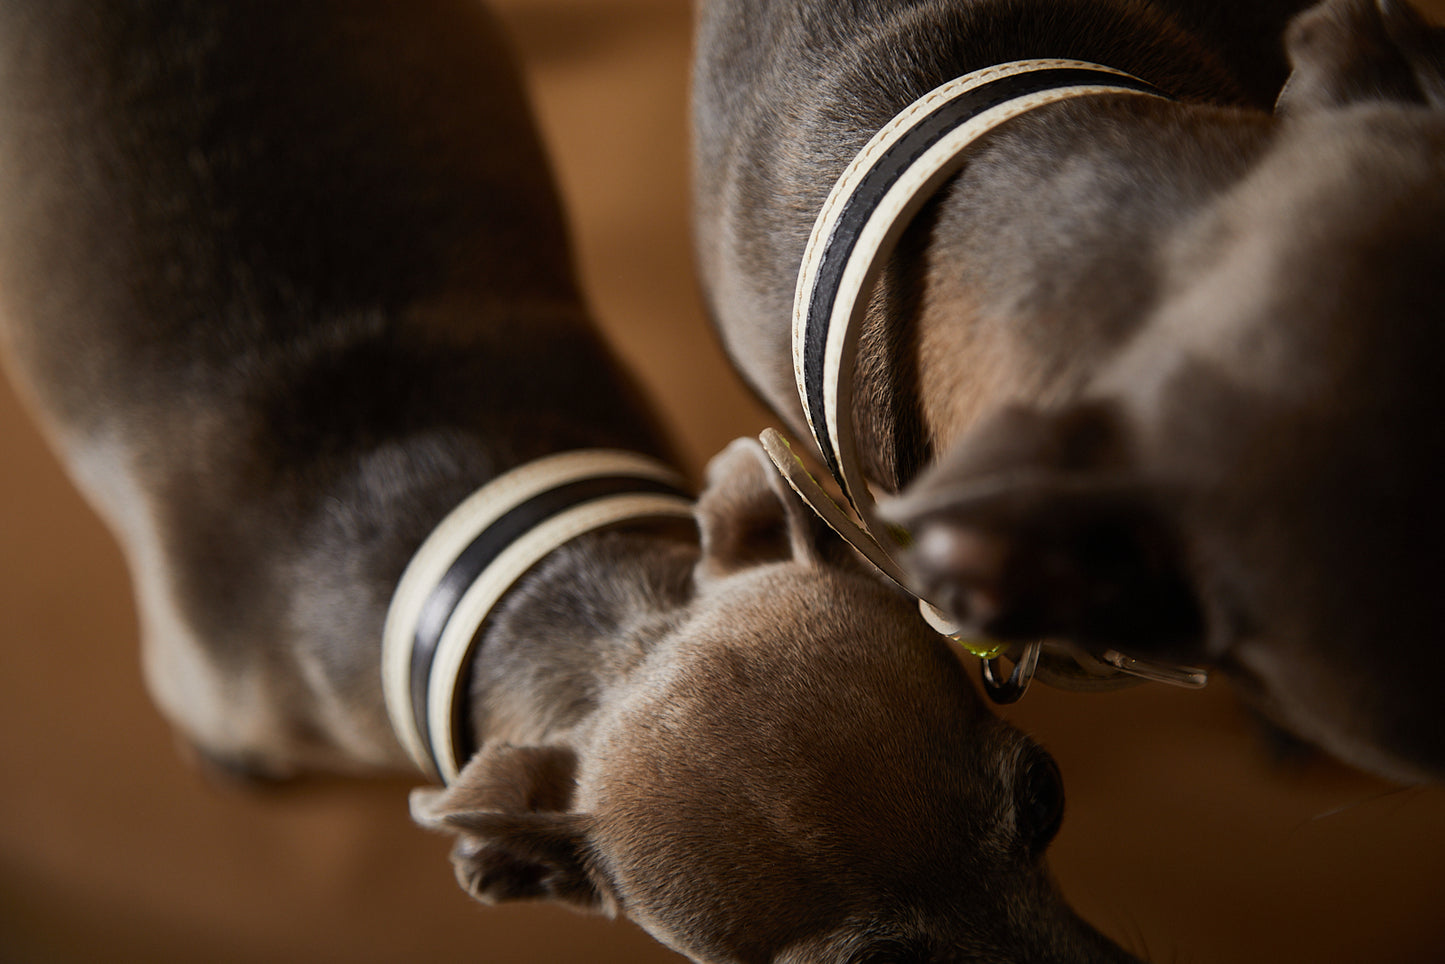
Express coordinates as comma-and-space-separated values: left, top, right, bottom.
382, 450, 693, 782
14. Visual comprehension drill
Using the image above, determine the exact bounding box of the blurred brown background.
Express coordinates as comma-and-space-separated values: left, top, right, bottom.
2, 1, 1443, 961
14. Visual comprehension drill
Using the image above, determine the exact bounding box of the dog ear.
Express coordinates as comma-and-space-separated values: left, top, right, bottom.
410, 743, 612, 912
693, 436, 828, 581
882, 403, 1204, 660
1278, 0, 1445, 112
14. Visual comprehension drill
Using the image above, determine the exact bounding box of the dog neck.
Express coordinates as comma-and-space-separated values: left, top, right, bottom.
460, 520, 699, 752
382, 450, 694, 783
905, 92, 1275, 450
792, 61, 1169, 517
694, 0, 1306, 491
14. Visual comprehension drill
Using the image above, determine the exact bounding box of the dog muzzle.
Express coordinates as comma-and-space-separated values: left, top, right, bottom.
769, 59, 1208, 703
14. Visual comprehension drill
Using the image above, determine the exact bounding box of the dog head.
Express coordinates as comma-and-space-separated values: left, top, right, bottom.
886, 0, 1445, 784
413, 439, 1133, 963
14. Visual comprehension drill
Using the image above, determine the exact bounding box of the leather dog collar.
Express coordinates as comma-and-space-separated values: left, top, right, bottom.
774, 59, 1206, 702
382, 450, 693, 783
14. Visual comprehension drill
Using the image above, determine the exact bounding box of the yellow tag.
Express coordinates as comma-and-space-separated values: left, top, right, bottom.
959, 638, 1009, 661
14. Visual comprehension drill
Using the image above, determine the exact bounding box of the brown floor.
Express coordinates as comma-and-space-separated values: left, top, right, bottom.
2, 2, 1444, 962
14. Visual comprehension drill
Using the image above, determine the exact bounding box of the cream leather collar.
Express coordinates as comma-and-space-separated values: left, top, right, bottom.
382, 450, 692, 782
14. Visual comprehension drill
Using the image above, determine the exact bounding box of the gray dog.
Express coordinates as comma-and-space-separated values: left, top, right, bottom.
0, 1, 1143, 960
694, 0, 1445, 785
